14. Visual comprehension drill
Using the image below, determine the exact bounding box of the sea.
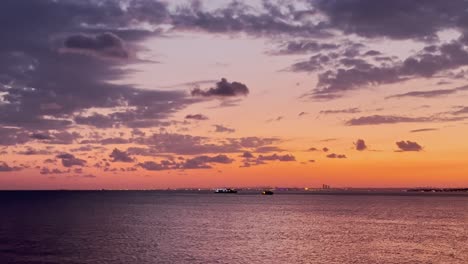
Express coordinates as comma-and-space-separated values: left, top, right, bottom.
1, 191, 467, 264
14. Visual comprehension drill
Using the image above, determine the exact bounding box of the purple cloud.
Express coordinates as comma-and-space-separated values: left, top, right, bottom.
396, 141, 423, 152
354, 139, 367, 151
0, 161, 22, 172
56, 153, 86, 167
185, 114, 209, 121
109, 148, 134, 163
213, 125, 235, 133
62, 32, 129, 59
320, 108, 361, 114
191, 78, 249, 97
326, 153, 347, 159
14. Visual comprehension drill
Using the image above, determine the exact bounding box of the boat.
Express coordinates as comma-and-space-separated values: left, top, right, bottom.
214, 188, 237, 193
261, 190, 274, 195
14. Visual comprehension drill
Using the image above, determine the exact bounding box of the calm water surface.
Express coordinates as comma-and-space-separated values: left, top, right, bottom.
1, 191, 467, 264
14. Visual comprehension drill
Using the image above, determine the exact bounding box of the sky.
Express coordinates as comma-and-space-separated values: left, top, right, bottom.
1, 0, 468, 189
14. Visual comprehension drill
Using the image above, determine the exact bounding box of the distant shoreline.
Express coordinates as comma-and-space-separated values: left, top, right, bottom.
1, 189, 468, 197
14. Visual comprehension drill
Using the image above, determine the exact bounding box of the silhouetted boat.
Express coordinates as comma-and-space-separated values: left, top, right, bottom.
262, 190, 274, 195
214, 188, 237, 193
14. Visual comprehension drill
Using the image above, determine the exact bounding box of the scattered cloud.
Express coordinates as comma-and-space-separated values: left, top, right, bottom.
320, 108, 361, 114
138, 154, 234, 171
386, 85, 468, 99
56, 153, 86, 167
185, 114, 209, 121
40, 167, 70, 175
213, 125, 235, 133
257, 154, 296, 162
17, 147, 53, 156
109, 148, 134, 163
0, 161, 22, 172
272, 40, 338, 55
453, 107, 468, 115
396, 141, 423, 152
191, 78, 249, 97
266, 116, 284, 123
410, 128, 439, 133
345, 115, 467, 126
62, 32, 129, 59
354, 139, 367, 151
326, 153, 347, 159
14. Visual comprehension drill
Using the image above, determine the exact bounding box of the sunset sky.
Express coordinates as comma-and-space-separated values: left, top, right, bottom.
1, 0, 468, 189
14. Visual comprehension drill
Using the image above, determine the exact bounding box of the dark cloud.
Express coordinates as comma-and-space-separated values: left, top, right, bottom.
0, 127, 30, 146
319, 138, 338, 142
322, 147, 329, 152
240, 152, 296, 167
273, 40, 338, 55
109, 148, 134, 163
74, 114, 118, 129
396, 140, 423, 152
240, 151, 254, 158
138, 154, 234, 171
182, 155, 234, 169
302, 40, 468, 99
0, 0, 194, 133
138, 160, 174, 171
0, 161, 22, 172
364, 50, 382, 56
326, 153, 347, 159
354, 139, 367, 151
17, 147, 52, 156
30, 133, 53, 140
320, 108, 360, 114
56, 153, 86, 167
266, 116, 284, 123
45, 131, 82, 145
237, 137, 280, 148
171, 1, 327, 38
290, 54, 334, 72
185, 114, 209, 120
133, 133, 234, 155
62, 32, 129, 59
257, 153, 296, 162
131, 128, 145, 137
453, 107, 468, 115
191, 78, 249, 97
254, 146, 284, 153
40, 167, 69, 175
410, 128, 439, 133
386, 85, 468, 99
213, 124, 235, 133
346, 115, 467, 126
99, 138, 131, 145
131, 133, 281, 156
313, 0, 467, 40
346, 115, 426, 126
70, 145, 103, 153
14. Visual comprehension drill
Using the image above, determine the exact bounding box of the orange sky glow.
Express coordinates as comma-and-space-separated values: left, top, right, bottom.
1, 0, 468, 189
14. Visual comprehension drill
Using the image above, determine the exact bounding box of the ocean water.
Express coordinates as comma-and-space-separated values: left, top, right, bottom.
1, 191, 467, 264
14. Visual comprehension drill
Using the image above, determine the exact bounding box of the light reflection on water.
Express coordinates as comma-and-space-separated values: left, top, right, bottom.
1, 191, 467, 263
